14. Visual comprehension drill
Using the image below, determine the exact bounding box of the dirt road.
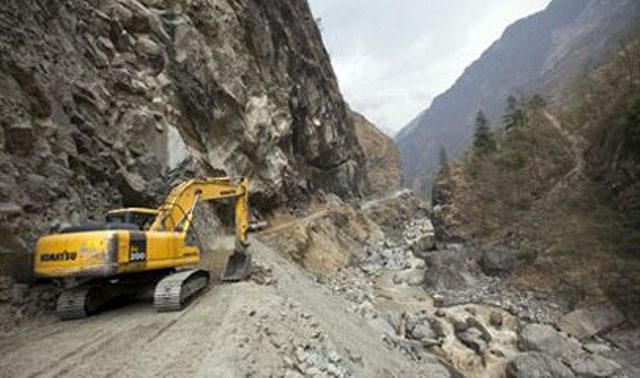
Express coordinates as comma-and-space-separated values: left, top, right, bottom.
0, 239, 448, 378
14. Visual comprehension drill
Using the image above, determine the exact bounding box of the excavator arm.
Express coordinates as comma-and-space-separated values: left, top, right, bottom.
150, 177, 252, 282
150, 177, 250, 246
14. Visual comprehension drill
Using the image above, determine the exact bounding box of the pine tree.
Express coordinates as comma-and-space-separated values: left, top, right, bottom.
628, 95, 640, 147
437, 145, 450, 178
473, 110, 496, 154
529, 94, 546, 110
503, 95, 526, 131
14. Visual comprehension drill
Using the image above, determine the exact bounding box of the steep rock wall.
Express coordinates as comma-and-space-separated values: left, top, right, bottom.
0, 0, 365, 256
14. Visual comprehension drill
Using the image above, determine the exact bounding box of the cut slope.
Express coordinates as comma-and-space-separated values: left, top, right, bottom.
0, 0, 365, 257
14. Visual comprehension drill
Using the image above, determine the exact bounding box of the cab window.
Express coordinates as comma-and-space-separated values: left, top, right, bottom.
106, 212, 156, 231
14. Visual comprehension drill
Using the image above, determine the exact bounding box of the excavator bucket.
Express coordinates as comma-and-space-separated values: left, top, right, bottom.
222, 249, 252, 282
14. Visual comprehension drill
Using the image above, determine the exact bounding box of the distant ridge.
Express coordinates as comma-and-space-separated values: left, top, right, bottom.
395, 0, 640, 195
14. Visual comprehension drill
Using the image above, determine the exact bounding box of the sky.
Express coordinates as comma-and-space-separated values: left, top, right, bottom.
308, 0, 552, 136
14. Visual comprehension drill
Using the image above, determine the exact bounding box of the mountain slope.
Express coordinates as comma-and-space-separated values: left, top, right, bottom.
430, 31, 640, 319
351, 110, 403, 197
396, 0, 640, 194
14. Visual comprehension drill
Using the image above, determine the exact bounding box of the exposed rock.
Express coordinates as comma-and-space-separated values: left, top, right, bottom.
283, 369, 303, 378
0, 226, 28, 254
518, 324, 582, 360
135, 35, 162, 57
250, 261, 276, 286
350, 110, 402, 197
383, 249, 412, 271
424, 249, 481, 291
506, 352, 575, 378
260, 205, 383, 276
582, 343, 612, 355
400, 268, 426, 287
466, 317, 492, 343
403, 217, 436, 256
360, 190, 428, 244
0, 202, 22, 216
10, 283, 28, 305
558, 304, 626, 340
359, 251, 385, 276
490, 310, 504, 329
359, 245, 415, 276
568, 354, 621, 378
406, 315, 436, 341
454, 316, 492, 355
5, 120, 35, 156
457, 327, 488, 355
368, 316, 396, 337
0, 0, 366, 251
480, 247, 529, 277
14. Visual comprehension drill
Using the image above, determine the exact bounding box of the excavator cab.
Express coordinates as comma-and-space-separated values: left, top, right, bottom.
105, 208, 159, 231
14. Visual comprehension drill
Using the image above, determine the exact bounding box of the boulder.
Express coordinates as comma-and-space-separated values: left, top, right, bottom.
518, 324, 582, 360
454, 316, 492, 355
582, 343, 612, 355
466, 317, 492, 342
403, 218, 436, 256
558, 304, 625, 340
407, 317, 437, 341
457, 327, 488, 354
114, 168, 151, 206
283, 369, 303, 378
385, 249, 411, 271
424, 249, 480, 291
135, 35, 162, 57
403, 268, 425, 287
490, 310, 504, 329
569, 354, 621, 377
480, 247, 527, 276
359, 249, 385, 275
506, 352, 575, 378
427, 317, 447, 340
368, 315, 397, 336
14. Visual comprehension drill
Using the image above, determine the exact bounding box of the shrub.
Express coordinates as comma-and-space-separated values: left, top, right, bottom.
627, 95, 640, 148
497, 151, 526, 170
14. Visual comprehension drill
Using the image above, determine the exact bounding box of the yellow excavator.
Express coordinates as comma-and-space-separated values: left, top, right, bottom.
33, 177, 252, 319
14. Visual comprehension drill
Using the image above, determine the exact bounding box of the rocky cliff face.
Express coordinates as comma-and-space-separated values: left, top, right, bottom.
0, 0, 365, 257
350, 111, 403, 197
395, 0, 640, 194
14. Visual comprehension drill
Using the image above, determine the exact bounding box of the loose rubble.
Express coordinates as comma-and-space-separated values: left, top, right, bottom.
238, 297, 354, 378
316, 196, 636, 377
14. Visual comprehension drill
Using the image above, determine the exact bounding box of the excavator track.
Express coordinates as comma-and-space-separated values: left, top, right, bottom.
153, 269, 209, 312
56, 285, 102, 320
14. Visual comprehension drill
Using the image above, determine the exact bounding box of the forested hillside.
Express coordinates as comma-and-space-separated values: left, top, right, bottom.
432, 31, 640, 318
